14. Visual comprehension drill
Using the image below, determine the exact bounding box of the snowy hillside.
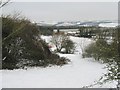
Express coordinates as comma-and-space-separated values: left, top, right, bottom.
37, 21, 118, 27
1, 36, 116, 88
99, 22, 118, 27
56, 22, 77, 27
37, 21, 58, 26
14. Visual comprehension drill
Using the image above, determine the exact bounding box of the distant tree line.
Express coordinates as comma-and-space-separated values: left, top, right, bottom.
38, 26, 54, 35
79, 26, 115, 38
38, 25, 115, 39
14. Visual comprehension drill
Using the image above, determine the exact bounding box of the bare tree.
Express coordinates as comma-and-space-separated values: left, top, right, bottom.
0, 0, 10, 8
51, 34, 69, 52
79, 38, 91, 54
51, 33, 75, 53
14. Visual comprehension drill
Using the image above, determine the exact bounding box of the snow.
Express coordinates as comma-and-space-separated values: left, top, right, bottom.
41, 35, 52, 43
0, 70, 2, 89
56, 22, 76, 27
36, 21, 118, 27
99, 23, 118, 27
1, 36, 117, 88
37, 21, 57, 26
69, 36, 93, 54
67, 31, 76, 34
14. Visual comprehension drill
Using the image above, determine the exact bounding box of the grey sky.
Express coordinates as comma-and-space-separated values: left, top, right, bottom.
2, 2, 118, 23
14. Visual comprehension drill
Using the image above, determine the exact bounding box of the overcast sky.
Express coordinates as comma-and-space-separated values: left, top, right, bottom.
2, 2, 118, 23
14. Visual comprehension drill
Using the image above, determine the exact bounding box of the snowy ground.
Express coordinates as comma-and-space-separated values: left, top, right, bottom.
1, 36, 117, 88
0, 70, 2, 89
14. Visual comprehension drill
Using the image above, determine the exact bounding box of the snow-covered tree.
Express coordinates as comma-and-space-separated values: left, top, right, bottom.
83, 27, 120, 89
2, 15, 69, 69
51, 33, 75, 54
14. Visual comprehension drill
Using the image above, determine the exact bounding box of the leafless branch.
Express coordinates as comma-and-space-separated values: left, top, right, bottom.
0, 0, 11, 8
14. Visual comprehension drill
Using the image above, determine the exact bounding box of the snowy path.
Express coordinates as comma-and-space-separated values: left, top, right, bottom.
1, 54, 115, 88
1, 36, 116, 88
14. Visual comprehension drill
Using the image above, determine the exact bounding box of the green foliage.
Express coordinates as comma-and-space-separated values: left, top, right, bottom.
79, 26, 99, 38
83, 34, 119, 62
38, 26, 53, 35
2, 15, 69, 70
62, 39, 75, 54
83, 39, 109, 62
83, 27, 120, 86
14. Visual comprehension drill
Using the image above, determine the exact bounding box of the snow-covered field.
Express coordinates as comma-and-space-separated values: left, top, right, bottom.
1, 36, 116, 89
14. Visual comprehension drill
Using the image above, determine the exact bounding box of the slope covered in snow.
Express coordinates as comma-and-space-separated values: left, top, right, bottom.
37, 21, 118, 28
56, 22, 76, 27
2, 54, 116, 88
1, 36, 116, 88
99, 23, 118, 27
